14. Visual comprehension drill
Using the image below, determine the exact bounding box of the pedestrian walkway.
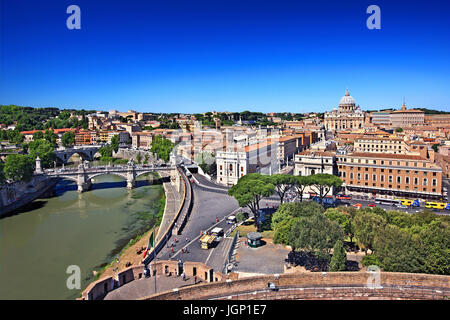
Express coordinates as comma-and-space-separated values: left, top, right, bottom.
104, 274, 201, 300
155, 178, 182, 242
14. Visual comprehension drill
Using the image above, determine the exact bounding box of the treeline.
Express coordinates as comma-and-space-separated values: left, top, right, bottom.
0, 105, 94, 131
227, 172, 450, 275
326, 206, 450, 275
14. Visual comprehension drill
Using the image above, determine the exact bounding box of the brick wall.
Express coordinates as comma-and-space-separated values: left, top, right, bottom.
143, 272, 450, 300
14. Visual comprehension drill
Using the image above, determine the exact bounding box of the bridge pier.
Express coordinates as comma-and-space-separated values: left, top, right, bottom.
77, 180, 92, 193
76, 163, 91, 193
126, 160, 137, 190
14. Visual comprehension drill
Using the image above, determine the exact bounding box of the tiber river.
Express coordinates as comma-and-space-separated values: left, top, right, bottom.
0, 173, 164, 300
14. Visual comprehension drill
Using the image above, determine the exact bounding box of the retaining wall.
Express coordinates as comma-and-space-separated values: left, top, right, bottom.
143, 272, 450, 300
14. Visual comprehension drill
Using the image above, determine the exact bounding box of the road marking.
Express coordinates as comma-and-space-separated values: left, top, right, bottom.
170, 207, 243, 259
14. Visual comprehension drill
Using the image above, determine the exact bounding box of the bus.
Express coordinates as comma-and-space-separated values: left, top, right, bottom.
312, 196, 337, 206
425, 202, 446, 210
397, 199, 414, 206
374, 198, 402, 206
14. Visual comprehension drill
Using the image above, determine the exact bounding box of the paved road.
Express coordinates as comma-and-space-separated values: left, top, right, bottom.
155, 182, 240, 269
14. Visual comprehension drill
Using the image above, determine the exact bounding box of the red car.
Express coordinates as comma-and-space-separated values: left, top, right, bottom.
336, 195, 351, 200
367, 203, 377, 208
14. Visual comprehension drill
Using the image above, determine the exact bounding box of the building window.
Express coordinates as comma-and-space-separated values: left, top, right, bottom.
423, 178, 428, 186
432, 179, 437, 187
414, 177, 418, 185
365, 174, 369, 180
357, 173, 361, 180
389, 176, 393, 183
406, 177, 410, 184
373, 174, 376, 181
397, 176, 401, 183
229, 164, 233, 171
381, 175, 385, 182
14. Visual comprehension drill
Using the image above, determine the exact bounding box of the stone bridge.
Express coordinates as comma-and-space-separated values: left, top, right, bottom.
55, 146, 102, 164
44, 160, 176, 192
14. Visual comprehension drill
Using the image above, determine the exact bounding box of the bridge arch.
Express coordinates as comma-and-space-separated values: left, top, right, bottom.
56, 175, 80, 184
86, 172, 128, 183
55, 147, 100, 164
135, 170, 157, 179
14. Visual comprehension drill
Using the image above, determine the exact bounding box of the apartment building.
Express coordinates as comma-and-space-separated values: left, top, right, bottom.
132, 132, 153, 149
294, 150, 336, 176
337, 152, 443, 200
75, 130, 97, 145
216, 140, 278, 186
354, 137, 406, 154
277, 135, 304, 165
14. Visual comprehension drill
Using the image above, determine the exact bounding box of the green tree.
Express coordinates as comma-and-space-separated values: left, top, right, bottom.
288, 213, 344, 261
110, 135, 120, 153
354, 211, 387, 254
144, 153, 149, 164
293, 175, 312, 202
373, 224, 423, 273
33, 131, 44, 140
43, 129, 57, 148
7, 130, 24, 144
98, 145, 113, 158
270, 174, 295, 204
325, 208, 355, 243
150, 135, 174, 162
27, 139, 57, 169
418, 220, 450, 275
330, 240, 347, 271
0, 162, 5, 185
4, 154, 34, 182
236, 210, 249, 222
308, 174, 342, 204
136, 151, 142, 164
272, 201, 326, 246
228, 173, 274, 227
61, 131, 75, 148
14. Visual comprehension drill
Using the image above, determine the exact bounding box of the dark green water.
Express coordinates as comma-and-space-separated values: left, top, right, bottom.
0, 174, 163, 300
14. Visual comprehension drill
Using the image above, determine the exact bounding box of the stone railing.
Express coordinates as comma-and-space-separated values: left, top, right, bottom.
80, 260, 226, 300
143, 272, 450, 300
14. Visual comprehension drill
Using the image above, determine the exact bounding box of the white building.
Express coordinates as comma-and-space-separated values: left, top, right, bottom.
216, 139, 279, 186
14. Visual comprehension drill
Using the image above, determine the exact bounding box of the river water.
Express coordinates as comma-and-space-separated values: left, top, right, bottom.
0, 174, 163, 300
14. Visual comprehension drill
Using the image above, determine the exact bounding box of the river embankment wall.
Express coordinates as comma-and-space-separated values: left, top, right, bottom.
0, 175, 58, 217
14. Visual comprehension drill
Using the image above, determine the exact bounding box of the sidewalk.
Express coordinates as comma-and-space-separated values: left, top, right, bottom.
155, 179, 182, 242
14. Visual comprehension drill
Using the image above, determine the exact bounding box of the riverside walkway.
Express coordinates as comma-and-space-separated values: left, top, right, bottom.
156, 176, 182, 242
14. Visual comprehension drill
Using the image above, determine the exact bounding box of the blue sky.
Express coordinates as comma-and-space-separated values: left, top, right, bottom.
0, 0, 449, 113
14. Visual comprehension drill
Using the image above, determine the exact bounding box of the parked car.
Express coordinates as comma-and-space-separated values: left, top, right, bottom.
336, 195, 351, 200
353, 203, 362, 210
367, 203, 377, 208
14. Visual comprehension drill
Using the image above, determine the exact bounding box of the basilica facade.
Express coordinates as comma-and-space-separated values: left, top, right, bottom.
324, 89, 365, 132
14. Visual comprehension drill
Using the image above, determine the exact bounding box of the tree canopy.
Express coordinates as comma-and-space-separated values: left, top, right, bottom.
3, 154, 34, 182
269, 174, 296, 204
150, 135, 174, 162
27, 139, 56, 169
228, 173, 274, 227
61, 131, 75, 148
